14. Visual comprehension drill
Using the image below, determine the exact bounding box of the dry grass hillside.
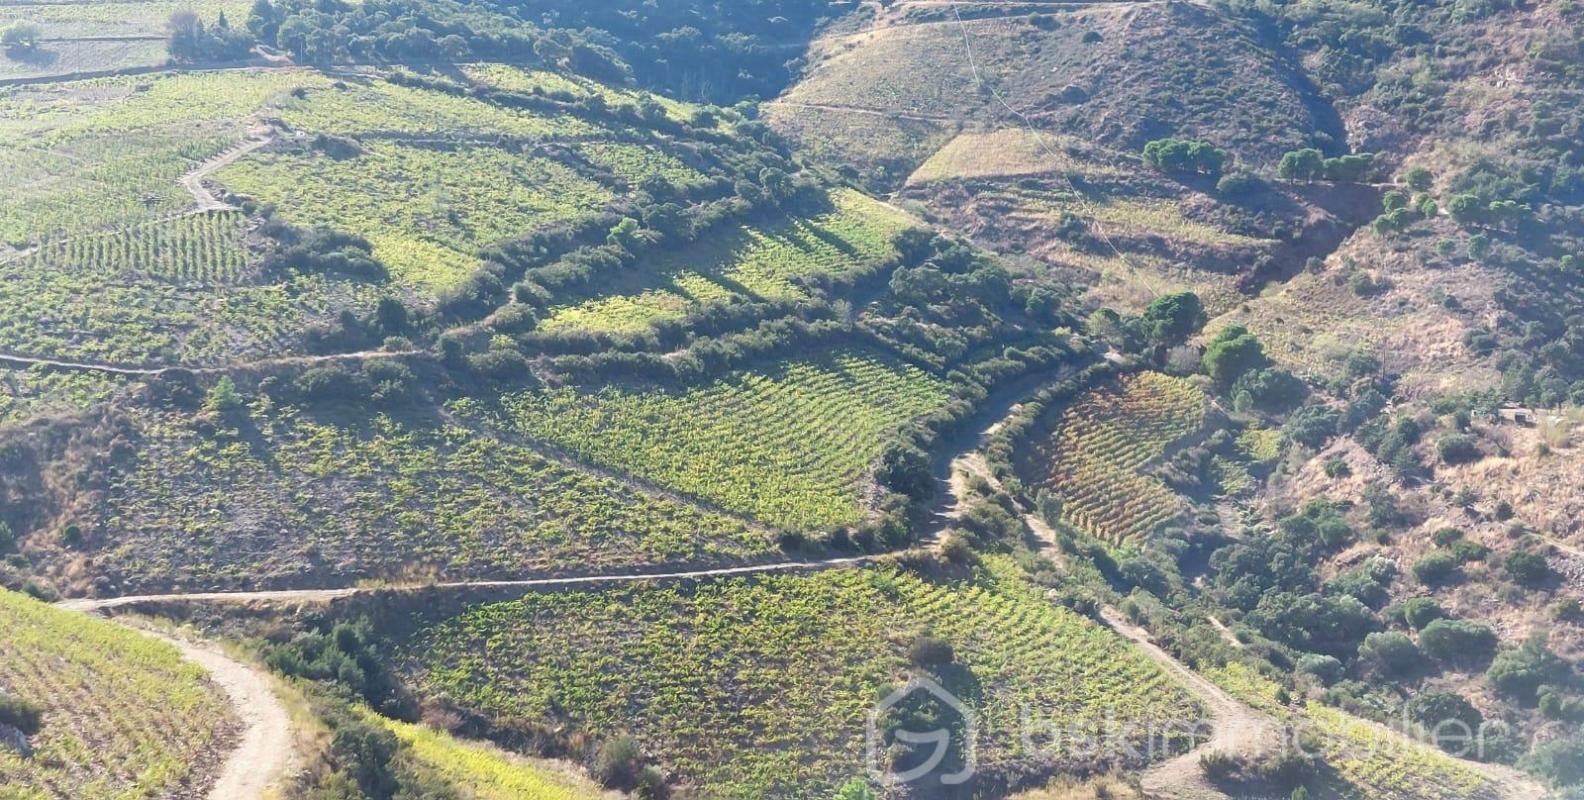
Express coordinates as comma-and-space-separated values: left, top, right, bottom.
772, 0, 1337, 183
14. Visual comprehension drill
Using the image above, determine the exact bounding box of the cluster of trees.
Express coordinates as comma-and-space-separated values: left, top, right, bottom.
1276, 148, 1378, 182
167, 10, 255, 62
1141, 138, 1229, 177
0, 22, 41, 58
261, 219, 388, 281
238, 0, 841, 101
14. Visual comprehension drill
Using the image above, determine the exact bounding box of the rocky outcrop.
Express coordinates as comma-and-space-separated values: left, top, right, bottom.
0, 722, 30, 759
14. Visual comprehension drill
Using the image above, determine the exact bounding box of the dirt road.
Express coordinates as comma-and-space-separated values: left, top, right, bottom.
1099, 607, 1278, 800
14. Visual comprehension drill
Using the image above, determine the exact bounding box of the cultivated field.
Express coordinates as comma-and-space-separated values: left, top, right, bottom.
1021, 372, 1206, 544
482, 348, 954, 531
400, 559, 1202, 798
0, 589, 237, 798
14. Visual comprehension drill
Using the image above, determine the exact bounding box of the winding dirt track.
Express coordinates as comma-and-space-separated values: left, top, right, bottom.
1098, 608, 1277, 800
133, 628, 296, 800
180, 136, 273, 212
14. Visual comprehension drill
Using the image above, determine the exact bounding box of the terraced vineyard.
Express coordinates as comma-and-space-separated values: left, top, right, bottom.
0, 211, 381, 366
400, 558, 1201, 799
460, 64, 701, 125
0, 70, 327, 245
75, 406, 774, 593
218, 142, 614, 291
21, 210, 251, 284
276, 77, 605, 141
485, 348, 953, 531
539, 189, 915, 334
0, 589, 237, 798
0, 366, 131, 426
999, 186, 1268, 250
1022, 372, 1206, 544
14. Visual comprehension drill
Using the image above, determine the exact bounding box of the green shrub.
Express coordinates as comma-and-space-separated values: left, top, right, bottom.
1504, 551, 1551, 586
594, 734, 644, 789
1412, 552, 1463, 586
1436, 434, 1480, 464
1358, 631, 1420, 677
908, 634, 955, 669
1399, 597, 1445, 630
1418, 619, 1497, 666
0, 693, 43, 735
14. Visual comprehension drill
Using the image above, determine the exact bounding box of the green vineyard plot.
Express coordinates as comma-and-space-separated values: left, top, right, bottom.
401, 558, 1201, 799
483, 348, 953, 531
1022, 372, 1207, 545
374, 712, 607, 800
78, 406, 775, 593
539, 189, 915, 334
218, 141, 614, 292
0, 211, 382, 366
0, 589, 237, 799
0, 70, 326, 245
276, 76, 605, 141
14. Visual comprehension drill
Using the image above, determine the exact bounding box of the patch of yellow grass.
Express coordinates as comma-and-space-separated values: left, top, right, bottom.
907, 128, 1123, 184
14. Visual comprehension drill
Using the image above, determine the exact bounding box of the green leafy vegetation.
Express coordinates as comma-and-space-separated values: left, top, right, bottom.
483, 348, 953, 531
72, 403, 775, 593
1021, 372, 1206, 545
401, 558, 1201, 798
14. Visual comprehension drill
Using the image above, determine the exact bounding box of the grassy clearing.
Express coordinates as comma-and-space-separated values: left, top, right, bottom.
0, 589, 236, 799
1004, 187, 1268, 249
1022, 372, 1206, 545
540, 188, 914, 334
481, 348, 952, 531
763, 102, 957, 184
218, 142, 613, 292
401, 557, 1201, 799
374, 713, 608, 800
277, 77, 604, 141
0, 211, 382, 366
908, 128, 1125, 185
79, 406, 773, 593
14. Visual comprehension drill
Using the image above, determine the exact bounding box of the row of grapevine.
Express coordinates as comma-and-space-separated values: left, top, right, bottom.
19, 210, 251, 285
484, 348, 953, 531
0, 589, 236, 799
540, 188, 915, 334
85, 405, 775, 593
1024, 372, 1207, 544
401, 557, 1200, 799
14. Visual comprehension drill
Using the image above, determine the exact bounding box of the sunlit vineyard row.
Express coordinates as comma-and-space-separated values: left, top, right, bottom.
85, 406, 775, 592
0, 589, 236, 799
1023, 372, 1206, 544
20, 210, 252, 285
401, 558, 1200, 799
540, 188, 915, 334
276, 76, 604, 141
485, 348, 953, 531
